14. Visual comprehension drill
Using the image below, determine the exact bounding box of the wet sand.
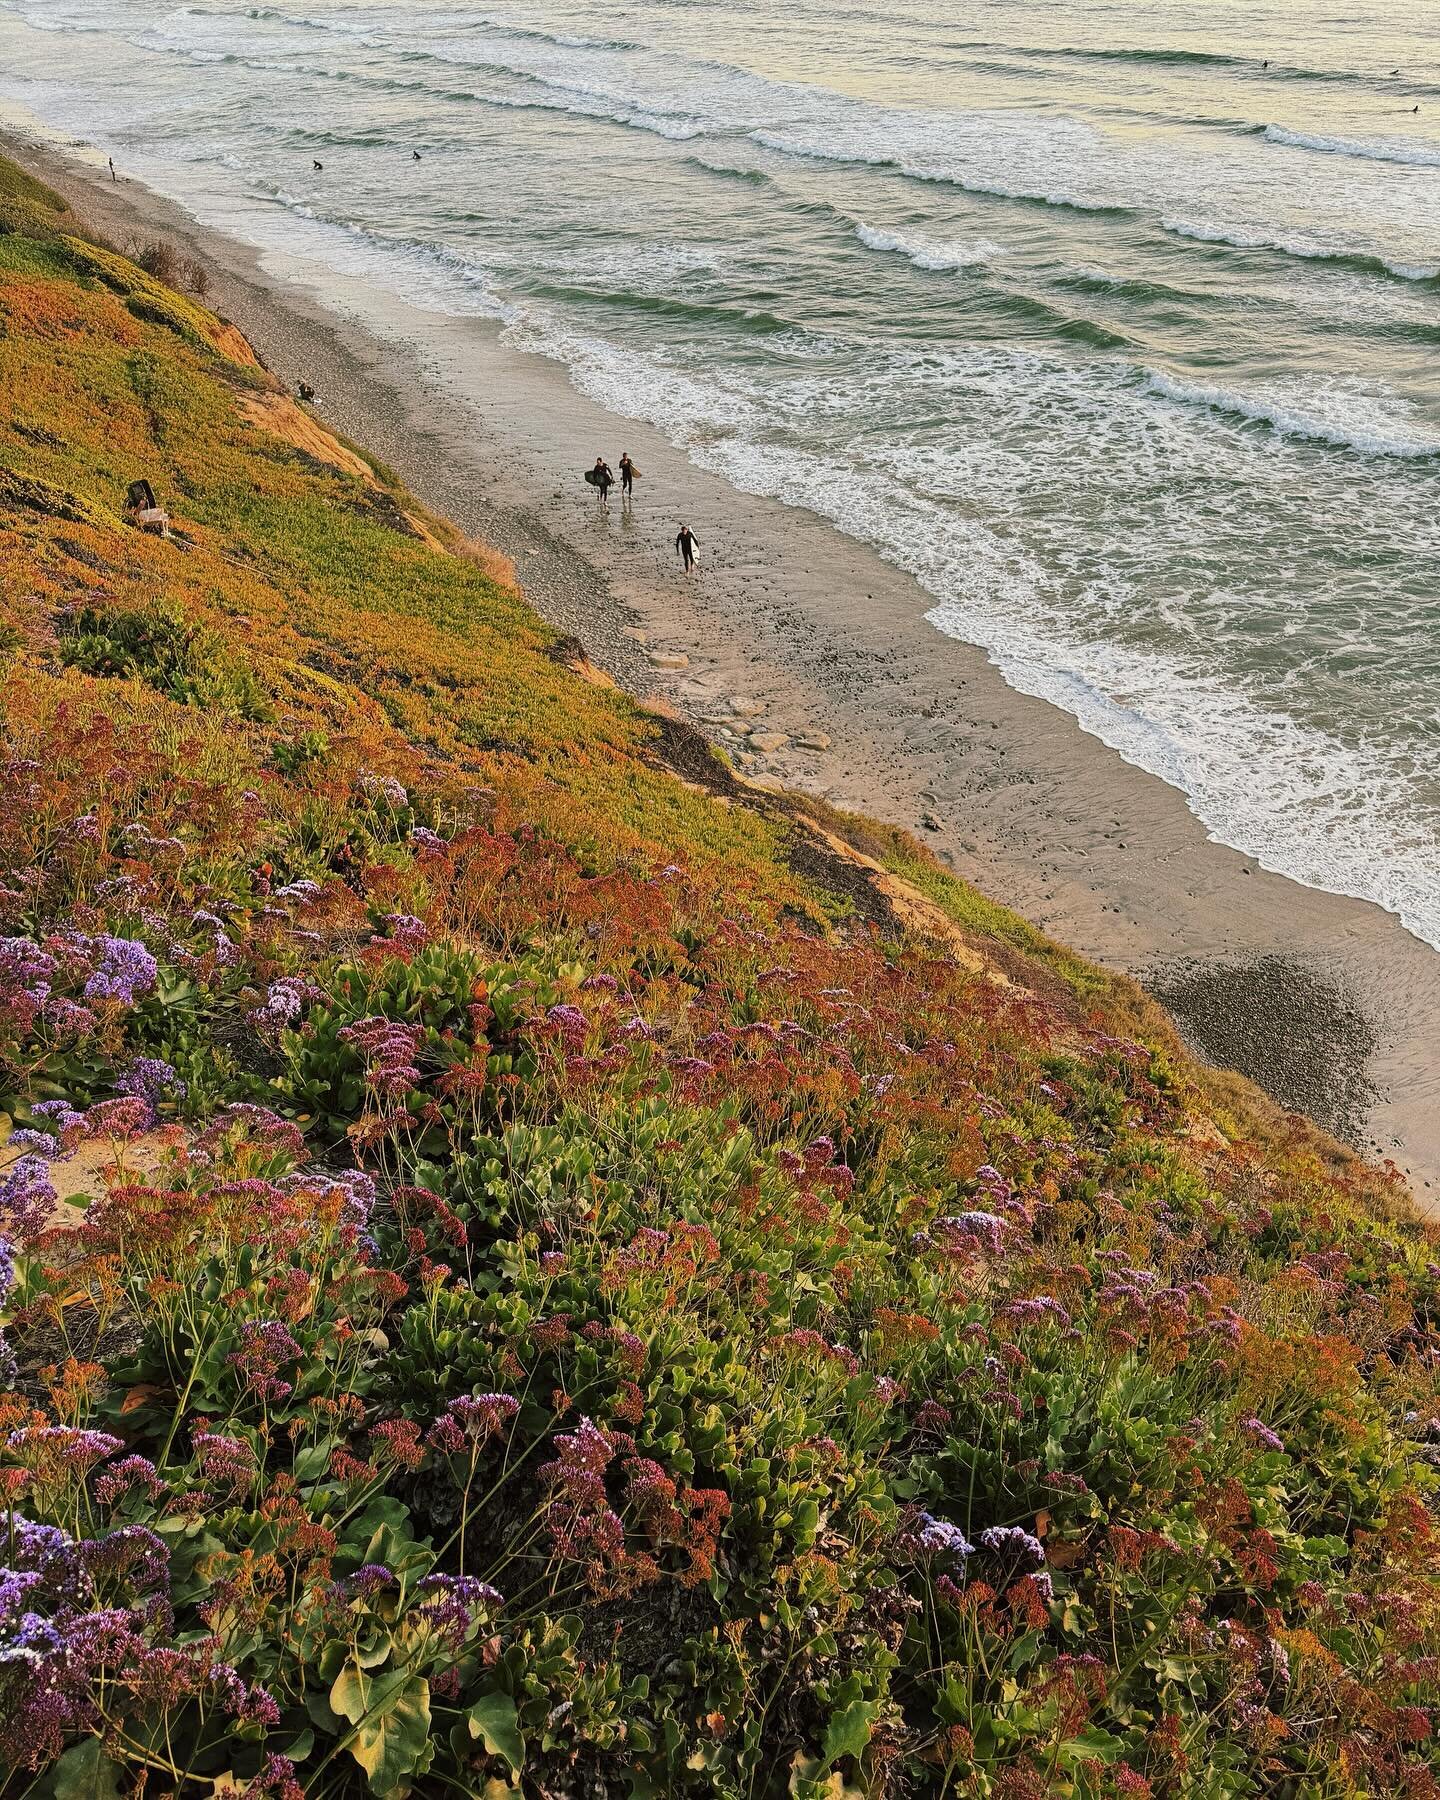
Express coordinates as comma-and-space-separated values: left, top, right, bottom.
6, 123, 1437, 1203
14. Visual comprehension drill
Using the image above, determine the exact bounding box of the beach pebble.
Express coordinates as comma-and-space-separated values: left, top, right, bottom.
921, 810, 943, 831
796, 732, 831, 751
649, 651, 690, 669
729, 697, 765, 717
750, 731, 789, 754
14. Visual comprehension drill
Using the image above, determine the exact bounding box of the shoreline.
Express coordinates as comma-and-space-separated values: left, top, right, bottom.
6, 121, 1438, 1201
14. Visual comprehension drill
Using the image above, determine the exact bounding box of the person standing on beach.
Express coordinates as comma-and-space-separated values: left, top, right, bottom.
675, 523, 699, 572
619, 452, 637, 500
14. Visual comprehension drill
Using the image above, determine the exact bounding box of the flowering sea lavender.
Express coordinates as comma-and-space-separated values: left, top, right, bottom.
60, 1097, 152, 1153
115, 1057, 186, 1116
195, 1104, 307, 1164
1241, 1416, 1285, 1454
0, 1568, 41, 1627
931, 1210, 1008, 1258
92, 1455, 166, 1508
78, 1524, 170, 1600
539, 1416, 616, 1533
348, 1563, 397, 1596
30, 1101, 83, 1133
339, 1016, 424, 1096
0, 937, 55, 1038
228, 1320, 301, 1404
426, 1392, 520, 1455
80, 935, 158, 1006
378, 913, 430, 953
282, 1166, 376, 1235
546, 1003, 588, 1041
903, 1510, 975, 1566
247, 1754, 305, 1800
414, 1573, 503, 1646
979, 1525, 1047, 1572
0, 1156, 57, 1245
191, 1429, 258, 1494
7, 1427, 123, 1484
44, 998, 98, 1042
1000, 1296, 1073, 1329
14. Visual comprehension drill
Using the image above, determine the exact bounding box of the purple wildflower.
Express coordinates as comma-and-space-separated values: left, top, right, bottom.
359, 771, 409, 808
1000, 1296, 1073, 1329
378, 913, 429, 953
7, 1426, 122, 1474
93, 1456, 166, 1508
79, 1525, 169, 1598
932, 1211, 1008, 1258
191, 1429, 258, 1494
115, 1057, 186, 1111
414, 1573, 502, 1644
338, 1017, 423, 1096
0, 1156, 57, 1245
349, 1564, 396, 1595
81, 936, 158, 1006
228, 1320, 301, 1403
979, 1525, 1047, 1572
904, 1511, 974, 1565
1241, 1416, 1285, 1454
426, 1392, 520, 1454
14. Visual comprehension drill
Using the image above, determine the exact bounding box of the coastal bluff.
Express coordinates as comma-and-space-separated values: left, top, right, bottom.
2, 157, 1438, 1799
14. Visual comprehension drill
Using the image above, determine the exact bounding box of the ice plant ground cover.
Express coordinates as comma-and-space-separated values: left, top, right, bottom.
1, 159, 1439, 1799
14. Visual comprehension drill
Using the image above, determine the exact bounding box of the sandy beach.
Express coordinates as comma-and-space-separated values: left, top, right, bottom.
6, 121, 1438, 1202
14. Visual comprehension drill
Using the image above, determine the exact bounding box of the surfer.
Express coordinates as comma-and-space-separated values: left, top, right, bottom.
675, 523, 699, 572
413, 150, 422, 161
619, 452, 637, 498
108, 156, 117, 182
313, 160, 324, 172
298, 381, 316, 403
591, 456, 614, 503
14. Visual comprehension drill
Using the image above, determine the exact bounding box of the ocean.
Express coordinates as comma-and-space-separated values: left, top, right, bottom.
3, 0, 1439, 945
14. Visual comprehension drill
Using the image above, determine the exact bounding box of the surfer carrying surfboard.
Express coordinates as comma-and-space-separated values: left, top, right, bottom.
675, 523, 700, 572
586, 456, 615, 504
619, 452, 639, 499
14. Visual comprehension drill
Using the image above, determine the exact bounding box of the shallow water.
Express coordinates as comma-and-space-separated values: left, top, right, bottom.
3, 0, 1439, 943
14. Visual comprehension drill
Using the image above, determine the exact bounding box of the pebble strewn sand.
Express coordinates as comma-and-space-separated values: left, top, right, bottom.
7, 128, 1437, 1204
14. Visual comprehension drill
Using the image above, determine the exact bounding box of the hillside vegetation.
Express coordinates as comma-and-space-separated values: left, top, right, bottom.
1, 159, 1438, 1799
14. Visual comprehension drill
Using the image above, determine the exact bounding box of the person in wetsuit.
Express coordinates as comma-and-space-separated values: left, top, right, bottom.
592, 456, 614, 502
619, 452, 636, 499
675, 523, 699, 571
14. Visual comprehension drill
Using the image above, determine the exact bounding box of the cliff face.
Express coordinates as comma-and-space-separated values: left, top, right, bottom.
1, 162, 1437, 1799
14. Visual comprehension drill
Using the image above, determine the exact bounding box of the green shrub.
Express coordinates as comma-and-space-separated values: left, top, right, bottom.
58, 597, 275, 720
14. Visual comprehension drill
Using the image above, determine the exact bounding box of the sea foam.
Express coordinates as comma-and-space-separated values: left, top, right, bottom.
1264, 123, 1440, 168
854, 223, 1004, 270
1142, 369, 1440, 458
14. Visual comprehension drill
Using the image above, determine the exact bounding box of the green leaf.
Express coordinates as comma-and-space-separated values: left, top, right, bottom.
293, 1435, 338, 1483
331, 1664, 432, 1796
468, 1691, 525, 1774
50, 1739, 122, 1800
821, 1698, 879, 1770
1056, 1726, 1126, 1771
